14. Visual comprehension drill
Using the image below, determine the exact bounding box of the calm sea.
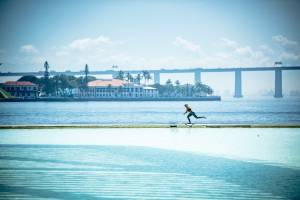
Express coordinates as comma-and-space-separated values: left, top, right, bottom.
0, 98, 299, 125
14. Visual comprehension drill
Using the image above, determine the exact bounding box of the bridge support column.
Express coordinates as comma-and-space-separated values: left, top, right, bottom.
234, 69, 242, 98
154, 72, 160, 84
194, 69, 201, 83
274, 69, 283, 98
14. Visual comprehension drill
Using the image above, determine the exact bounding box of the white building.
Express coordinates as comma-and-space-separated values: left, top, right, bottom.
77, 79, 158, 98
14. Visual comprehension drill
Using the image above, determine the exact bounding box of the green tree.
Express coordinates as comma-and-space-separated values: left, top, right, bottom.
194, 82, 213, 96
18, 75, 40, 85
126, 72, 134, 82
142, 70, 152, 85
175, 80, 181, 96
40, 77, 55, 96
135, 74, 142, 85
166, 79, 174, 96
116, 70, 125, 80
52, 75, 61, 96
84, 64, 89, 87
77, 76, 96, 89
42, 61, 52, 95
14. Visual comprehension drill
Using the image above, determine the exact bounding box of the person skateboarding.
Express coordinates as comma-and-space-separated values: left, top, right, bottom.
183, 104, 206, 124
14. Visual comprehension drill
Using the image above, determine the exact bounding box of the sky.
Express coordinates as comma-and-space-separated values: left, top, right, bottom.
0, 0, 300, 96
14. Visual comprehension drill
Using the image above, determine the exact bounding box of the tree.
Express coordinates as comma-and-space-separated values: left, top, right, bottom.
52, 75, 61, 96
135, 74, 142, 85
116, 70, 125, 80
126, 72, 133, 82
166, 79, 172, 85
165, 79, 174, 96
194, 82, 213, 96
142, 70, 151, 85
151, 81, 214, 97
44, 61, 50, 79
42, 61, 51, 95
151, 83, 165, 96
84, 64, 89, 87
40, 77, 55, 96
77, 76, 96, 89
175, 80, 181, 96
203, 84, 213, 95
18, 75, 40, 85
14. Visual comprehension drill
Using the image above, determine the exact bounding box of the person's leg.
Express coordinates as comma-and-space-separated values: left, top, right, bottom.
192, 112, 206, 119
187, 112, 192, 123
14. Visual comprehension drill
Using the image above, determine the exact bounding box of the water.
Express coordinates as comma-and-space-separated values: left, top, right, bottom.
0, 98, 300, 125
1, 128, 300, 169
0, 128, 300, 199
1, 97, 300, 198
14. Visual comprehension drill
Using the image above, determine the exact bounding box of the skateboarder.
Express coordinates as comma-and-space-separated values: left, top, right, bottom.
184, 104, 206, 124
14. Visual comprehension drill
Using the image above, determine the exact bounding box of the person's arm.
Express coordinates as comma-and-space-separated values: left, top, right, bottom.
183, 109, 188, 115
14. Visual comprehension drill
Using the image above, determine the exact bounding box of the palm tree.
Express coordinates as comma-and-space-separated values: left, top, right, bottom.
42, 61, 51, 95
175, 80, 181, 96
44, 61, 50, 79
126, 73, 133, 82
142, 70, 152, 85
165, 79, 174, 96
116, 70, 125, 80
84, 64, 89, 87
166, 79, 172, 85
183, 84, 190, 97
142, 70, 148, 85
135, 74, 142, 85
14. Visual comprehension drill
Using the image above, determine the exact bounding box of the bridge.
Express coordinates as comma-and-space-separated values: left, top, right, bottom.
1, 66, 300, 98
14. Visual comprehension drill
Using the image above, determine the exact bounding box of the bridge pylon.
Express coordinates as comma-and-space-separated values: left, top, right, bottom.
274, 69, 283, 98
234, 69, 243, 98
194, 69, 201, 83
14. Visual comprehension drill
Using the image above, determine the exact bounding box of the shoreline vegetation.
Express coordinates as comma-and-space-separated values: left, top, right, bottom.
0, 62, 220, 101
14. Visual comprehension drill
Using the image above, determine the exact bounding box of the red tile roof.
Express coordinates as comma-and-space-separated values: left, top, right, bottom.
4, 81, 37, 86
88, 79, 127, 87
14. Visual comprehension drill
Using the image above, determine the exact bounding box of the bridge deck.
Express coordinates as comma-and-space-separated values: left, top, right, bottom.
1, 66, 300, 76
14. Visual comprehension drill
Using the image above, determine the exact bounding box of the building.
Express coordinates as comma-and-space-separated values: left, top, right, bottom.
77, 79, 158, 98
0, 81, 38, 99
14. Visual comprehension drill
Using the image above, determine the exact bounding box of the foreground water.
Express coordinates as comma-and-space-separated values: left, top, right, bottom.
0, 98, 300, 125
0, 128, 299, 199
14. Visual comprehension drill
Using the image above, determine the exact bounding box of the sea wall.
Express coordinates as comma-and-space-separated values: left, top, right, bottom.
0, 96, 221, 102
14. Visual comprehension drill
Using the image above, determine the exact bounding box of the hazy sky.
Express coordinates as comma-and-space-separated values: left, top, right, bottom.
0, 0, 300, 95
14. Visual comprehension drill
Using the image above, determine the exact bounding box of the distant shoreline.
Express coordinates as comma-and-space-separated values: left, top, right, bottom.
0, 96, 221, 102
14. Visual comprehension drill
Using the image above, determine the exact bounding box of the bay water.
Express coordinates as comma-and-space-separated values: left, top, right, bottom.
0, 97, 299, 125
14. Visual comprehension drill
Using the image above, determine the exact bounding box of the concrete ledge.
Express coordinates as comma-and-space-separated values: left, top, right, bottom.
0, 124, 299, 129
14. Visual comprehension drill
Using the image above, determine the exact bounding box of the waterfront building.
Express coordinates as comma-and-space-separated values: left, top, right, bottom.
0, 81, 38, 99
77, 79, 158, 98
